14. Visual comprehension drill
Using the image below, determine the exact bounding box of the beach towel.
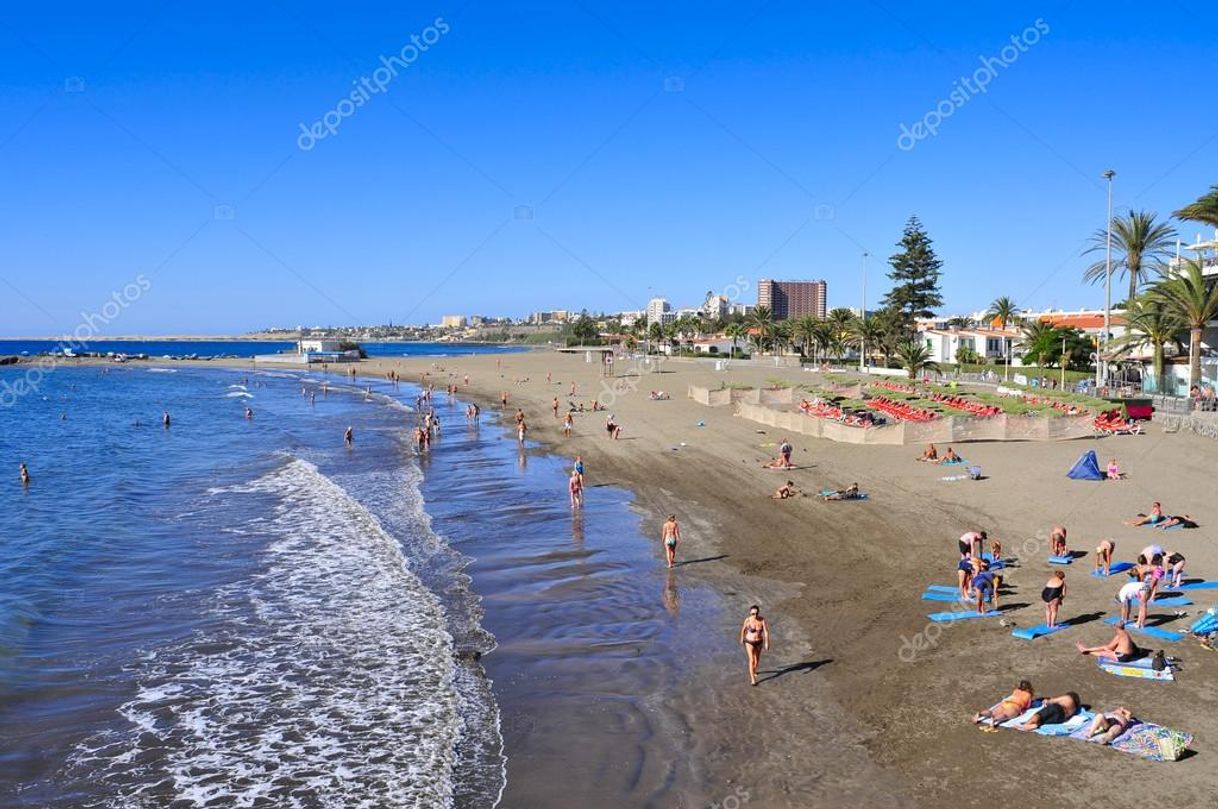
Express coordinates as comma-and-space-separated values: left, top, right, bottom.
989, 702, 1094, 736
1097, 657, 1174, 681
1069, 720, 1193, 761
1066, 450, 1104, 481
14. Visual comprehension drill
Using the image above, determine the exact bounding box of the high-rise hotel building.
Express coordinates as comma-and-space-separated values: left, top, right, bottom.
756, 279, 827, 320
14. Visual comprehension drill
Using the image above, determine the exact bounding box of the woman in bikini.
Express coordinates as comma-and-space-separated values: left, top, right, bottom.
739, 605, 770, 686
568, 470, 584, 509
1084, 707, 1135, 745
972, 680, 1034, 725
1042, 570, 1066, 629
661, 514, 680, 568
1094, 539, 1116, 576
1124, 501, 1165, 526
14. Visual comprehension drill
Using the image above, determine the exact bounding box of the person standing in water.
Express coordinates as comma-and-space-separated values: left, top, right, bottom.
244, 407, 253, 420
568, 469, 584, 509
740, 605, 770, 686
162, 411, 171, 428
661, 514, 681, 568
344, 426, 354, 448
19, 463, 30, 486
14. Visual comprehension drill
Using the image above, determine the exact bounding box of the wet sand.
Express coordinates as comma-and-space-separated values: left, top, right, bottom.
40, 352, 1218, 807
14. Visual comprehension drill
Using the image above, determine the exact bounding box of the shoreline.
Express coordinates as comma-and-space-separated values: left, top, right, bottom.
13, 352, 1218, 807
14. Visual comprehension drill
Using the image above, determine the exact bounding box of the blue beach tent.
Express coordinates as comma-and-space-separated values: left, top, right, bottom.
1066, 450, 1104, 481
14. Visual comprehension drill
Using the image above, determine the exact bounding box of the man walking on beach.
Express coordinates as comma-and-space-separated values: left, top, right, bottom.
661, 514, 681, 568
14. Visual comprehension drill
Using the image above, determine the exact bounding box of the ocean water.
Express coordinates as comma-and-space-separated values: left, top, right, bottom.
0, 340, 527, 359
0, 366, 501, 807
0, 364, 724, 807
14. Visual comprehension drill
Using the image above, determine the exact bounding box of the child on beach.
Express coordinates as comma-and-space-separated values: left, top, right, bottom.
772, 481, 799, 499
1106, 458, 1123, 480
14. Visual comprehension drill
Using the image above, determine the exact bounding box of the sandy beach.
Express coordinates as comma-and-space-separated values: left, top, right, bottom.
28, 350, 1218, 807
356, 348, 1216, 808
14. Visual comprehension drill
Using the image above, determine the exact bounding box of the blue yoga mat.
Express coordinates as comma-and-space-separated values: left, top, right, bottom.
1048, 555, 1073, 565
922, 591, 971, 602
1148, 596, 1192, 608
1091, 561, 1135, 578
926, 585, 961, 593
1103, 616, 1185, 642
1177, 581, 1218, 590
1012, 623, 1068, 640
929, 609, 1000, 622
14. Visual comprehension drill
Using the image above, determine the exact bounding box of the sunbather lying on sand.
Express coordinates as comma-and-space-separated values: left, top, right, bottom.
1076, 626, 1143, 663
1156, 514, 1197, 530
972, 680, 1034, 725
1016, 692, 1080, 731
1083, 707, 1135, 745
1124, 502, 1165, 526
821, 483, 861, 500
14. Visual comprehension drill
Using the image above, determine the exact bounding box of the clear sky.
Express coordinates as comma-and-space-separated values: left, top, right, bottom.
1, 1, 1215, 335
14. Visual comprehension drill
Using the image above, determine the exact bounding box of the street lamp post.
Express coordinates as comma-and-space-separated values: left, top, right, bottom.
1100, 168, 1116, 390
860, 251, 868, 373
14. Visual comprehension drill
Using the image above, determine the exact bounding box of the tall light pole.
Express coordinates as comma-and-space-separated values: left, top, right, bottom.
859, 251, 869, 373
1101, 168, 1116, 390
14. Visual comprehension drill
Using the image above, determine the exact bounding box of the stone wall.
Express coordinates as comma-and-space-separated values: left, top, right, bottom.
1154, 412, 1218, 440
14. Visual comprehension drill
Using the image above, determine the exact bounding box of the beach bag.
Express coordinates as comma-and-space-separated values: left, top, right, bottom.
1151, 650, 1166, 671
968, 465, 982, 480
1155, 729, 1190, 761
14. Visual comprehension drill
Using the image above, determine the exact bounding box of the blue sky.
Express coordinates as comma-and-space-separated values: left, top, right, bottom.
1, 1, 1215, 335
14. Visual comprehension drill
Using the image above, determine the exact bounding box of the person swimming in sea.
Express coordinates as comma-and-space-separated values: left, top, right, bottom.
162, 410, 171, 428
740, 604, 770, 686
19, 463, 30, 486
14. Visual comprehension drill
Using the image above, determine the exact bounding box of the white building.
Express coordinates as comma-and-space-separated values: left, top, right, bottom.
920, 327, 1020, 365
646, 297, 675, 325
702, 293, 730, 320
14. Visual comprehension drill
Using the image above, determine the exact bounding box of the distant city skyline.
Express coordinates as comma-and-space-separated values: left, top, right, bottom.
2, 4, 1215, 335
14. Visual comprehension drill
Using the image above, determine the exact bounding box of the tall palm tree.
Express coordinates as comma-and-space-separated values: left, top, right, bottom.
847, 317, 884, 365
895, 339, 939, 380
724, 322, 747, 357
1148, 259, 1218, 388
748, 306, 776, 354
1112, 295, 1185, 393
772, 322, 793, 355
985, 296, 1019, 329
789, 315, 819, 358
1174, 185, 1218, 230
1083, 210, 1178, 303
811, 320, 836, 364
946, 315, 975, 329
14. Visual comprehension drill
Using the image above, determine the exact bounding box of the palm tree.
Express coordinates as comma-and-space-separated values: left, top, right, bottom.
724, 322, 747, 357
789, 315, 819, 358
1019, 319, 1056, 367
1083, 210, 1178, 303
748, 306, 776, 354
946, 315, 975, 329
847, 316, 886, 365
895, 339, 939, 380
1148, 259, 1218, 388
985, 296, 1019, 329
1112, 295, 1185, 393
772, 322, 793, 355
1174, 185, 1218, 229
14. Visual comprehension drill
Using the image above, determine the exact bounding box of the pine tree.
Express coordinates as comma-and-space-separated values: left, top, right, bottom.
881, 216, 944, 324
